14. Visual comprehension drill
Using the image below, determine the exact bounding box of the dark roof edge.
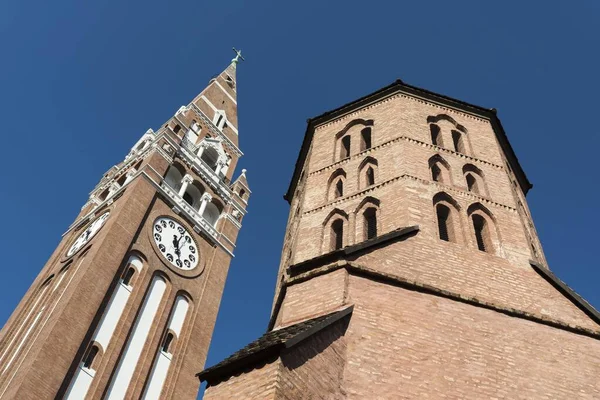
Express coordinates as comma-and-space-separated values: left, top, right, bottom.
530, 260, 600, 325
284, 305, 353, 348
197, 306, 354, 384
284, 80, 532, 204
288, 225, 420, 276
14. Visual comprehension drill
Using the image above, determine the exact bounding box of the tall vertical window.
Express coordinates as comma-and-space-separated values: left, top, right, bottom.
161, 332, 175, 354
173, 125, 181, 134
331, 220, 344, 250
83, 345, 99, 369
341, 136, 351, 159
360, 128, 372, 151
335, 180, 344, 198
366, 167, 375, 186
430, 124, 442, 147
431, 164, 442, 182
436, 204, 453, 242
452, 130, 465, 154
472, 214, 490, 252
363, 208, 377, 240
122, 267, 136, 287
466, 173, 478, 194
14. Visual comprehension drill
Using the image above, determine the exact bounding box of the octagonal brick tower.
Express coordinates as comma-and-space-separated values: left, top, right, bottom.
199, 79, 600, 399
0, 57, 250, 399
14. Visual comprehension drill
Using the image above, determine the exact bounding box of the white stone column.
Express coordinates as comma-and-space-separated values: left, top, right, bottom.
108, 182, 120, 198
178, 174, 194, 197
124, 168, 137, 184
196, 145, 205, 159
214, 161, 225, 177
198, 193, 213, 216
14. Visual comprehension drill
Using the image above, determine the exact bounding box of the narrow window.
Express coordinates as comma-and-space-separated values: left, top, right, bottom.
331, 220, 344, 250
430, 124, 441, 146
431, 164, 442, 183
452, 131, 465, 154
239, 188, 246, 198
215, 114, 224, 128
466, 173, 479, 194
335, 180, 344, 198
122, 267, 135, 286
161, 332, 175, 354
472, 214, 490, 252
173, 125, 181, 134
183, 192, 193, 206
366, 167, 375, 186
191, 120, 199, 132
436, 204, 454, 242
361, 128, 372, 151
83, 345, 99, 369
363, 208, 377, 240
341, 136, 351, 159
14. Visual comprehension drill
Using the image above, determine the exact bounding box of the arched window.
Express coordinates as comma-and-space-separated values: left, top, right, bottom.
430, 124, 442, 147
327, 169, 346, 201
201, 147, 220, 171
452, 130, 465, 154
463, 164, 487, 196
358, 157, 378, 190
121, 267, 136, 286
203, 202, 221, 227
335, 180, 344, 198
161, 332, 175, 354
331, 219, 344, 250
164, 163, 186, 191
360, 127, 372, 151
340, 136, 351, 159
429, 155, 451, 185
472, 214, 490, 252
190, 120, 199, 132
467, 203, 498, 254
173, 125, 181, 134
239, 188, 246, 198
363, 207, 377, 240
433, 193, 462, 243
366, 167, 375, 186
83, 344, 99, 369
465, 173, 478, 193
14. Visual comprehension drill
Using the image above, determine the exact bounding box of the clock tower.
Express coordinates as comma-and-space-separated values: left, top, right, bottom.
0, 55, 250, 399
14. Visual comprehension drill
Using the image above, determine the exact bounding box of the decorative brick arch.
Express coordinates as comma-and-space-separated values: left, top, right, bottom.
429, 154, 452, 185
432, 192, 464, 244
358, 157, 378, 190
334, 118, 374, 162
354, 196, 381, 242
327, 168, 347, 201
463, 164, 488, 197
467, 202, 501, 255
322, 208, 349, 254
427, 114, 472, 155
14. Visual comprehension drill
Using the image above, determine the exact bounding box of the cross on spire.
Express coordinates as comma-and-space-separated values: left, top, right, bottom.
231, 47, 245, 65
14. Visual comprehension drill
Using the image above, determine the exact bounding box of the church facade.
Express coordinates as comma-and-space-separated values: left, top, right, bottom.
0, 57, 249, 399
198, 80, 600, 398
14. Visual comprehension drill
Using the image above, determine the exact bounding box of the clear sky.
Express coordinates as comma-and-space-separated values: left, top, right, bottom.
1, 1, 599, 398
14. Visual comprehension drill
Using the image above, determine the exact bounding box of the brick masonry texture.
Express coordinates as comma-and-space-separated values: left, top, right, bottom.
0, 63, 248, 399
202, 83, 600, 399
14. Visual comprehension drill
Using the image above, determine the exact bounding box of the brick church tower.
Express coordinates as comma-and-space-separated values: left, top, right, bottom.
199, 80, 600, 398
0, 54, 250, 399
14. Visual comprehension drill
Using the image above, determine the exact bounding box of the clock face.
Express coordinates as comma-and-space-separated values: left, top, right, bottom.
153, 217, 198, 270
67, 212, 110, 257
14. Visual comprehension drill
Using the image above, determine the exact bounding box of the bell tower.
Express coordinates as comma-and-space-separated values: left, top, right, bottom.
0, 54, 250, 399
199, 80, 600, 399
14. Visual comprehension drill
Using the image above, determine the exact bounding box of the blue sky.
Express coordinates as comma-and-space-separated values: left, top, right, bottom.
1, 0, 599, 398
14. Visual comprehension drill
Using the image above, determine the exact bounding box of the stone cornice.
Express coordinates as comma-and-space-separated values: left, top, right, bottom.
309, 135, 503, 178
283, 261, 600, 341
304, 174, 517, 215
